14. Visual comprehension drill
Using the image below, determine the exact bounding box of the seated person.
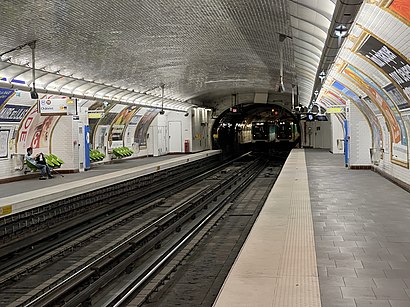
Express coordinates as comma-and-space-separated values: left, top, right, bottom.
25, 147, 53, 180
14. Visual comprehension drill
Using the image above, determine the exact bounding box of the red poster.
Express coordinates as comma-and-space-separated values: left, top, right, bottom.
389, 0, 410, 22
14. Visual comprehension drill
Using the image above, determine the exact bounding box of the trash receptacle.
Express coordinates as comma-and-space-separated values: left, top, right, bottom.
12, 153, 25, 170
370, 148, 380, 165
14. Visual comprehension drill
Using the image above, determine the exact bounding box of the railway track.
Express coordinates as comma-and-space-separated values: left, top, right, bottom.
0, 153, 269, 307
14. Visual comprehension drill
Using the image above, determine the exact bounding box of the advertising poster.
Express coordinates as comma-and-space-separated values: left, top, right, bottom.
384, 83, 409, 110
357, 34, 410, 102
16, 105, 60, 155
134, 109, 159, 147
327, 90, 346, 106
95, 126, 107, 149
332, 80, 383, 151
0, 129, 10, 158
108, 106, 139, 143
92, 104, 124, 147
362, 96, 381, 115
0, 88, 15, 109
343, 65, 408, 166
88, 101, 110, 148
0, 104, 30, 122
388, 0, 410, 22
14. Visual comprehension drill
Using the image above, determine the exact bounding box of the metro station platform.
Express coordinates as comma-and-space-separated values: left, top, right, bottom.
214, 149, 410, 307
0, 150, 221, 217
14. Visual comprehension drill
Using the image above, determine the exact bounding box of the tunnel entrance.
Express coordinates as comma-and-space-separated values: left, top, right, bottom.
212, 104, 301, 156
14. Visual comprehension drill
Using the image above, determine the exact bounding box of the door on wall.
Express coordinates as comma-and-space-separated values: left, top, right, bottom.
169, 121, 182, 153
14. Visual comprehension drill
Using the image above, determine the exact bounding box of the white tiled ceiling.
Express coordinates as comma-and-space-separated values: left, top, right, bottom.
0, 0, 337, 109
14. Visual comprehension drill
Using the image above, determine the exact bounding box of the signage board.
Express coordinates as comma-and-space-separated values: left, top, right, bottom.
326, 107, 343, 114
357, 34, 410, 100
38, 98, 77, 115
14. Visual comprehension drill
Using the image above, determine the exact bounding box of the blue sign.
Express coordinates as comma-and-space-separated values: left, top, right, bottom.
84, 125, 91, 170
0, 104, 30, 122
0, 88, 14, 107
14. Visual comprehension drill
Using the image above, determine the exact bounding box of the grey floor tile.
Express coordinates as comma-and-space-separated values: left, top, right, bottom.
357, 242, 383, 248
343, 235, 367, 242
340, 247, 366, 254
320, 297, 356, 307
335, 241, 359, 248
328, 267, 358, 278
380, 254, 408, 262
389, 300, 410, 307
356, 268, 387, 278
373, 278, 407, 288
389, 261, 410, 269
328, 252, 355, 261
316, 241, 337, 247
362, 261, 391, 269
318, 258, 336, 268
354, 254, 383, 262
343, 277, 376, 287
307, 151, 410, 307
321, 235, 344, 241
385, 270, 410, 279
341, 287, 376, 299
319, 276, 345, 287
320, 286, 343, 299
373, 287, 409, 300
336, 260, 363, 268
355, 299, 391, 307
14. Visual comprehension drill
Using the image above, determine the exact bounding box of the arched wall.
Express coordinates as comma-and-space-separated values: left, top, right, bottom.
318, 1, 410, 184
0, 89, 210, 181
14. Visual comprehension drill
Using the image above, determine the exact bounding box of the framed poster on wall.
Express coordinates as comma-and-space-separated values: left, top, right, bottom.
0, 129, 10, 158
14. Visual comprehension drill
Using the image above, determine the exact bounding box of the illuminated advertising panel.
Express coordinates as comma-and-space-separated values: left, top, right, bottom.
0, 129, 10, 158
17, 104, 60, 155
108, 106, 139, 143
388, 0, 410, 22
134, 109, 159, 147
357, 34, 410, 103
343, 65, 408, 166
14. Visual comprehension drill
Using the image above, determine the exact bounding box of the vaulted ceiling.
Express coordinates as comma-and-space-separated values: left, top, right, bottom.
0, 0, 336, 111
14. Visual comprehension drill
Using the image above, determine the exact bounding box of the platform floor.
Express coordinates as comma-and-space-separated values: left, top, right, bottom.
0, 154, 183, 198
308, 150, 410, 307
214, 149, 410, 307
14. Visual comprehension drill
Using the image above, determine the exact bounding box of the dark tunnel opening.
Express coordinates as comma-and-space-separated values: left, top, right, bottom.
212, 104, 301, 158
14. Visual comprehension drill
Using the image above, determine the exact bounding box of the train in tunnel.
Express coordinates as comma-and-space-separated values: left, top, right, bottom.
213, 104, 301, 154
236, 120, 300, 144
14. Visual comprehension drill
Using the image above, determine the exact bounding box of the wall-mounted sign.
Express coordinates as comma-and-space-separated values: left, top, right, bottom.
326, 107, 343, 114
0, 88, 15, 108
0, 104, 30, 122
88, 112, 103, 119
357, 34, 410, 101
38, 98, 77, 115
0, 129, 10, 158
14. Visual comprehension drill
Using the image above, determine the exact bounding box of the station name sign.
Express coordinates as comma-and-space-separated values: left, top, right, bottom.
38, 98, 77, 115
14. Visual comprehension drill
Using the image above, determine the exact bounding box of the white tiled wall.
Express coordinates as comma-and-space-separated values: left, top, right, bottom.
376, 111, 410, 185
0, 124, 20, 180
330, 114, 344, 154
348, 102, 372, 166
